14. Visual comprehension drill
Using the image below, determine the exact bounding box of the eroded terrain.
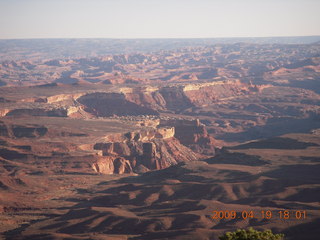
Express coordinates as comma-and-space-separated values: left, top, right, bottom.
0, 38, 320, 240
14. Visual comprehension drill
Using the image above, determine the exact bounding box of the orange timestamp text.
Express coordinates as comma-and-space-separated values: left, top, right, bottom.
211, 210, 307, 220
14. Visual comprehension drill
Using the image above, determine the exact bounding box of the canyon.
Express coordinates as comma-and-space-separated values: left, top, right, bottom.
0, 37, 320, 240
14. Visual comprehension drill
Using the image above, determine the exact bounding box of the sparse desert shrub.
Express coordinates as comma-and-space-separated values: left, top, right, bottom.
219, 227, 284, 240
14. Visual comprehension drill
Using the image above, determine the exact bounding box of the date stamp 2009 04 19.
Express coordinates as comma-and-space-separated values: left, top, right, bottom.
211, 210, 307, 220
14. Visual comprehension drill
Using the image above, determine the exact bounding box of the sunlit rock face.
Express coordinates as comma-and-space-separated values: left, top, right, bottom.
93, 127, 200, 173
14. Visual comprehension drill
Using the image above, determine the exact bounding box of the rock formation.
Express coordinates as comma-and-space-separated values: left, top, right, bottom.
93, 127, 200, 174
92, 156, 132, 174
160, 119, 216, 155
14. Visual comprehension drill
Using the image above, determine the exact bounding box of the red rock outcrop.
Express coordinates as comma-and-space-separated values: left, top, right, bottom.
183, 80, 258, 106
111, 80, 261, 115
93, 127, 200, 174
160, 119, 216, 155
92, 156, 132, 174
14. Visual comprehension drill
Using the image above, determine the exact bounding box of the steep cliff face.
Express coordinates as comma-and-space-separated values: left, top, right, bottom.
47, 93, 85, 104
121, 86, 193, 113
92, 156, 132, 174
124, 87, 167, 112
111, 80, 260, 115
93, 127, 199, 174
91, 119, 215, 175
160, 119, 216, 155
183, 80, 258, 106
158, 87, 194, 112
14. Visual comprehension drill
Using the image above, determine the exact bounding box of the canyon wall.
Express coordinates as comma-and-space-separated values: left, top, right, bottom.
160, 119, 216, 155
119, 80, 261, 114
93, 127, 199, 174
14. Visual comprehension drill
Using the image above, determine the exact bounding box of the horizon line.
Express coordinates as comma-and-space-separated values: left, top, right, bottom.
1, 35, 320, 41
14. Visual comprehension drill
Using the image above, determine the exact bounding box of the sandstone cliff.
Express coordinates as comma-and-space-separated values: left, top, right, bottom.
109, 80, 260, 115
92, 156, 132, 174
160, 119, 216, 155
93, 127, 199, 174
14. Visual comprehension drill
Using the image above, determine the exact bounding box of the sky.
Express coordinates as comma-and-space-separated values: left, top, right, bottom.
0, 0, 319, 39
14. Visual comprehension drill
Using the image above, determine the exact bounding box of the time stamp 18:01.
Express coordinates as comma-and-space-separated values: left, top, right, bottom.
211, 210, 307, 220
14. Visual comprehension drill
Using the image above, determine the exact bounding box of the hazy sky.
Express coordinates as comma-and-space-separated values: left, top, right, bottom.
0, 0, 319, 39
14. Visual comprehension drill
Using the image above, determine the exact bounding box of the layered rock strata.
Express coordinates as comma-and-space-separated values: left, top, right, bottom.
93, 127, 200, 174
160, 119, 216, 155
